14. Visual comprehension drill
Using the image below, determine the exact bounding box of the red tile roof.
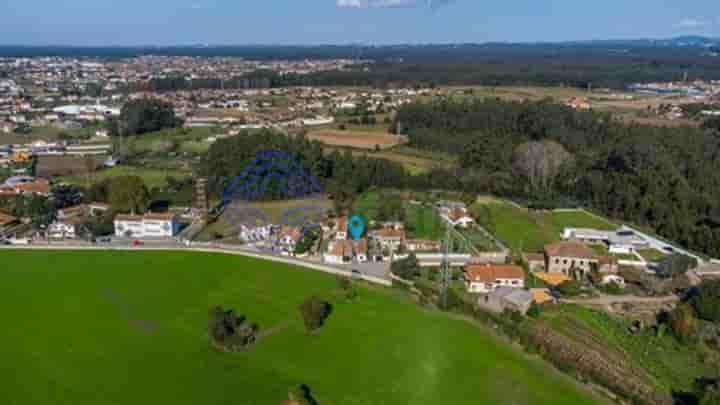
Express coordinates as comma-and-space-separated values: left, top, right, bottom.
15, 179, 50, 195
336, 216, 348, 233
464, 263, 525, 283
544, 241, 596, 259
372, 228, 406, 239
115, 214, 143, 222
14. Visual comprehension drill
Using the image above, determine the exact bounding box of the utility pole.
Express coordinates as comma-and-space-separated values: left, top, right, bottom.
440, 222, 452, 309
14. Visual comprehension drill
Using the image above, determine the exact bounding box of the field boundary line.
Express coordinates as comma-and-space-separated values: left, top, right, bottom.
0, 245, 392, 287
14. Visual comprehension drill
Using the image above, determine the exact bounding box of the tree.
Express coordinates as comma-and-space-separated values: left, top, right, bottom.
107, 175, 150, 214
118, 98, 182, 136
668, 303, 698, 343
298, 296, 331, 333
51, 184, 83, 209
512, 140, 574, 194
208, 306, 258, 352
390, 253, 420, 280
527, 303, 541, 318
699, 381, 720, 405
690, 279, 720, 322
13, 194, 54, 227
295, 227, 320, 255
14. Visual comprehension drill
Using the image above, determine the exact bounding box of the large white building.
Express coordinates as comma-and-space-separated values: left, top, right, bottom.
562, 226, 649, 254
114, 213, 178, 238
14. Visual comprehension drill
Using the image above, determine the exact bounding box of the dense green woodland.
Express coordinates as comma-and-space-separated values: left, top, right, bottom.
395, 98, 720, 257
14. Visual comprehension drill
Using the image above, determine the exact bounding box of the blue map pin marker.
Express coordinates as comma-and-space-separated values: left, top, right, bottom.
348, 215, 366, 241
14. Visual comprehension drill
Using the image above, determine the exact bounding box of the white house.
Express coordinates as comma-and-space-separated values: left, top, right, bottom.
463, 263, 525, 294
239, 224, 271, 242
601, 274, 626, 288
114, 213, 178, 238
369, 227, 405, 254
439, 206, 474, 228
48, 218, 81, 239
562, 226, 649, 254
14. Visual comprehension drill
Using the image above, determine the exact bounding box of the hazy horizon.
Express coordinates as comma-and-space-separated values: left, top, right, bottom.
1, 0, 719, 46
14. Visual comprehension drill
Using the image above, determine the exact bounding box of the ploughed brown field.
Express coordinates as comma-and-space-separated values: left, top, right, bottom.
307, 129, 407, 150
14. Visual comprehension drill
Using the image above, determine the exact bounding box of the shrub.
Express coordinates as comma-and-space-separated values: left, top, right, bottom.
299, 296, 331, 333
336, 275, 357, 301
668, 303, 698, 343
391, 253, 420, 280
556, 280, 582, 297
527, 303, 541, 319
208, 306, 258, 352
690, 280, 720, 322
602, 281, 624, 295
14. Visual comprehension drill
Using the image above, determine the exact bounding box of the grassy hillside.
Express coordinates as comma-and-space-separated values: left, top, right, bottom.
0, 250, 602, 405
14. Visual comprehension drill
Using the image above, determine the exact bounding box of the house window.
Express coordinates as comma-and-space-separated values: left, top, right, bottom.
563, 259, 568, 265
555, 259, 560, 264
511, 280, 518, 285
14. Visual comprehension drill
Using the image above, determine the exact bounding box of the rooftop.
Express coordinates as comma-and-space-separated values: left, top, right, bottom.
464, 263, 525, 283
545, 241, 596, 259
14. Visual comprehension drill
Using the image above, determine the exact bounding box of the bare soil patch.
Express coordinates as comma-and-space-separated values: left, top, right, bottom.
307, 129, 407, 150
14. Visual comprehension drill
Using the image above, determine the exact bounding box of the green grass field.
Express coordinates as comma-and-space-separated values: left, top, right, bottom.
472, 201, 617, 253
352, 190, 381, 220
405, 204, 445, 241
472, 202, 555, 252
547, 211, 616, 235
0, 250, 602, 405
125, 128, 215, 154
60, 166, 191, 189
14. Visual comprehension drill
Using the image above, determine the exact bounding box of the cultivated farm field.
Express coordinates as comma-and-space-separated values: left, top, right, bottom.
0, 250, 603, 405
307, 129, 406, 150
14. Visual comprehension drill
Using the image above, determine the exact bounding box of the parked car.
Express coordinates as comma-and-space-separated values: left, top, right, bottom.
132, 239, 143, 247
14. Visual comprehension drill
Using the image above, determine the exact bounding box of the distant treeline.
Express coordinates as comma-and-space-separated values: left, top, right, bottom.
394, 98, 720, 257
9, 44, 720, 90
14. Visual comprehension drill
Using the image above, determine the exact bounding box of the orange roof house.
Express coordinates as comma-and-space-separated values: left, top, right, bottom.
464, 263, 525, 293
544, 241, 596, 259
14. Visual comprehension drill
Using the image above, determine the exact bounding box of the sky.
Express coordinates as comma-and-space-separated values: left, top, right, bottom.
1, 0, 719, 46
